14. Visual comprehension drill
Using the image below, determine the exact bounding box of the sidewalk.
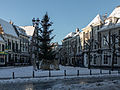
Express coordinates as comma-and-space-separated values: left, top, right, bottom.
0, 65, 119, 80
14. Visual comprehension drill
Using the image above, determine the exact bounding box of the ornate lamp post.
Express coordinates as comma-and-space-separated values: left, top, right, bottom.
32, 17, 40, 70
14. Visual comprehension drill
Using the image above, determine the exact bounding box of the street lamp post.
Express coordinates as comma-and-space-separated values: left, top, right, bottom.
32, 18, 40, 70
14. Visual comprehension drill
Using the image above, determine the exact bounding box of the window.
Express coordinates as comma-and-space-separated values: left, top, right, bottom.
15, 54, 17, 63
2, 44, 4, 51
9, 42, 11, 49
111, 34, 118, 43
94, 44, 97, 49
94, 54, 97, 64
104, 54, 108, 64
103, 35, 108, 46
8, 39, 11, 49
115, 36, 119, 43
0, 58, 4, 63
114, 55, 117, 64
15, 41, 18, 52
12, 40, 15, 52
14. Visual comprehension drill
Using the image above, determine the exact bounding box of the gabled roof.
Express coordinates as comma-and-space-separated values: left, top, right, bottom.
109, 6, 120, 18
100, 6, 120, 30
87, 14, 104, 27
64, 32, 76, 39
0, 18, 18, 37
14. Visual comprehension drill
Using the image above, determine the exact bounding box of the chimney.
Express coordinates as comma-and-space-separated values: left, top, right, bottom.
9, 20, 13, 25
102, 13, 107, 23
76, 28, 79, 33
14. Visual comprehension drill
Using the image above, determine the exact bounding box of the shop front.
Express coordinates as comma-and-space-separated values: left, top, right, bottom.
0, 51, 7, 66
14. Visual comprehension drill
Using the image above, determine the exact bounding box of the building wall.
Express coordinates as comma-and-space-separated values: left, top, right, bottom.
95, 26, 120, 67
3, 33, 20, 65
0, 40, 6, 65
0, 19, 30, 66
61, 29, 83, 66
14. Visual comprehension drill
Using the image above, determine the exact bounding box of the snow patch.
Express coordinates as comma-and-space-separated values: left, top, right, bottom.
20, 26, 35, 36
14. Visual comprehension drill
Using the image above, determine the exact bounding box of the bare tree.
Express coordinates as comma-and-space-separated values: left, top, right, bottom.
84, 39, 92, 69
70, 39, 77, 66
103, 33, 119, 70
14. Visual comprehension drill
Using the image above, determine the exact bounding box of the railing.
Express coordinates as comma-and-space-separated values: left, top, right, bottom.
0, 69, 120, 80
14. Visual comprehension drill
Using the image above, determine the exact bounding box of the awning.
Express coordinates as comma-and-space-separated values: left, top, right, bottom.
0, 51, 8, 55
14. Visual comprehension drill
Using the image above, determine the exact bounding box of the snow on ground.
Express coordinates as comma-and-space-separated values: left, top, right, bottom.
0, 74, 120, 90
0, 66, 33, 78
0, 65, 118, 79
50, 79, 120, 90
0, 65, 120, 90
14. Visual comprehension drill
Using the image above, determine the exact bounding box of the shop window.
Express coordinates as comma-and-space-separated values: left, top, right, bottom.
0, 58, 4, 62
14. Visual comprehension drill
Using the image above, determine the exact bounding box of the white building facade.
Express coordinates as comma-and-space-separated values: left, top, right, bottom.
90, 6, 120, 69
0, 18, 31, 66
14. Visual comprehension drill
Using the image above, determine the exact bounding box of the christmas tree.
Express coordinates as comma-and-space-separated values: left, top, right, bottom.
39, 13, 56, 70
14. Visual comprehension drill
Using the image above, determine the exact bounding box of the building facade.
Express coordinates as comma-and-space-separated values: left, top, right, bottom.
61, 6, 120, 69
90, 6, 120, 69
0, 35, 6, 65
0, 18, 31, 66
13, 25, 30, 65
81, 14, 105, 67
62, 28, 83, 66
0, 19, 20, 66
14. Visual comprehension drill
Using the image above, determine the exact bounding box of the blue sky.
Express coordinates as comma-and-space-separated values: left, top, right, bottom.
0, 0, 120, 44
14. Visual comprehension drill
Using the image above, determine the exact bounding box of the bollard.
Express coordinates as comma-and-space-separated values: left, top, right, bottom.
77, 70, 79, 76
109, 70, 111, 74
12, 72, 15, 79
64, 70, 66, 76
33, 71, 34, 78
90, 69, 92, 75
100, 69, 102, 74
49, 69, 51, 77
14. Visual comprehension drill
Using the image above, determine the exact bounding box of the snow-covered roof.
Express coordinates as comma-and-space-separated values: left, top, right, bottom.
64, 32, 76, 39
14, 25, 27, 36
109, 6, 120, 18
73, 32, 80, 37
0, 18, 18, 37
63, 28, 81, 40
20, 26, 35, 36
100, 6, 120, 30
87, 14, 104, 27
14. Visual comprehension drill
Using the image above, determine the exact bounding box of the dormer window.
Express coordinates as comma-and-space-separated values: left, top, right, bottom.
115, 18, 119, 23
